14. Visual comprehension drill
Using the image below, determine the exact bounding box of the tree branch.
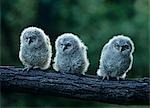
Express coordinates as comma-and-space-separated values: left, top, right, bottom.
0, 67, 149, 105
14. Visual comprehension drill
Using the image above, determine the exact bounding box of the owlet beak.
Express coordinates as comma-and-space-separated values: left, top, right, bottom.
28, 38, 33, 44
119, 47, 122, 52
121, 46, 126, 52
63, 45, 67, 51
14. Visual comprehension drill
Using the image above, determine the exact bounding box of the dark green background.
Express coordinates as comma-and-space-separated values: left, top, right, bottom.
1, 0, 149, 107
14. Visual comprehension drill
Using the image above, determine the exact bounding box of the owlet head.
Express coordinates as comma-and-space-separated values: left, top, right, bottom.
110, 35, 134, 55
21, 27, 46, 48
56, 33, 81, 54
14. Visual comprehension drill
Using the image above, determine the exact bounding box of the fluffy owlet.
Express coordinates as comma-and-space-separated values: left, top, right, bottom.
53, 33, 89, 75
97, 35, 134, 80
19, 27, 52, 71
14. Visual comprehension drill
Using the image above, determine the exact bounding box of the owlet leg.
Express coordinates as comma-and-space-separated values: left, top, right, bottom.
102, 75, 109, 81
22, 66, 33, 72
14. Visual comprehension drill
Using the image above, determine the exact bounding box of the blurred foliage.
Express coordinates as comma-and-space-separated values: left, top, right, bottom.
1, 0, 149, 107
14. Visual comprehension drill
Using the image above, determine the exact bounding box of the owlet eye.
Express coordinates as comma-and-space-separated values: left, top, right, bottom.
67, 43, 71, 46
32, 36, 36, 40
124, 45, 129, 49
114, 43, 119, 48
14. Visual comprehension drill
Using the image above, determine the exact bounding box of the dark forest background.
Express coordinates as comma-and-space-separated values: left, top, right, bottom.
1, 0, 149, 107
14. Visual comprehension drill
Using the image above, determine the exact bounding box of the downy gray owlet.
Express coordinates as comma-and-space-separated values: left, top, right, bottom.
53, 33, 89, 75
19, 27, 52, 71
97, 35, 134, 80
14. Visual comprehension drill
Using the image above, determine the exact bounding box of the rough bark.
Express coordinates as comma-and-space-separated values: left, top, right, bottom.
0, 67, 149, 105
